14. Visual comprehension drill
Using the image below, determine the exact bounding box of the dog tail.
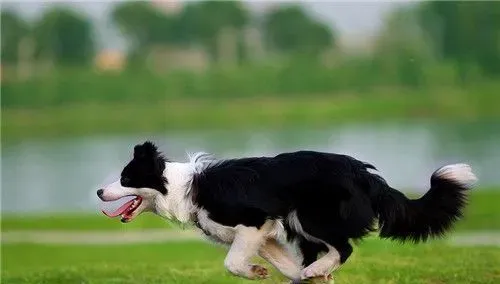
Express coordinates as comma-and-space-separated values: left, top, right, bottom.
372, 164, 477, 243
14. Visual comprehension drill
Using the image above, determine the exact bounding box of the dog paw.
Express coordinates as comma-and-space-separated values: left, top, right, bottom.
301, 266, 333, 281
297, 274, 333, 284
250, 264, 269, 279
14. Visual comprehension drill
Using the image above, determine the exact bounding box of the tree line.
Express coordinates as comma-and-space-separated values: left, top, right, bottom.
1, 1, 500, 79
1, 1, 334, 65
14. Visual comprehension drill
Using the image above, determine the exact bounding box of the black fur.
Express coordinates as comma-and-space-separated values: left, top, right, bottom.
121, 141, 168, 194
377, 170, 469, 243
191, 150, 472, 266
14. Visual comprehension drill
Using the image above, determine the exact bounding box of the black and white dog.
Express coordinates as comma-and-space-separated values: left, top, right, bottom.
97, 141, 477, 282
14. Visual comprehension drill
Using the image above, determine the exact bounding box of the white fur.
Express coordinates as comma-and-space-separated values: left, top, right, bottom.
284, 238, 306, 268
153, 152, 215, 222
186, 151, 215, 173
268, 219, 287, 241
435, 163, 477, 188
185, 152, 216, 195
155, 162, 196, 222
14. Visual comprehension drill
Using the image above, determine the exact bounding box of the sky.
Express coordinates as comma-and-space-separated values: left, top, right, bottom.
1, 0, 415, 51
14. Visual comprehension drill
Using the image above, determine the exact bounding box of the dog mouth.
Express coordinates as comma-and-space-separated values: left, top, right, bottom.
101, 195, 143, 223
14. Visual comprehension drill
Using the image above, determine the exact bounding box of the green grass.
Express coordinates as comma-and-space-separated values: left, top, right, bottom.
454, 189, 500, 231
0, 212, 176, 232
3, 190, 499, 232
2, 239, 499, 283
2, 191, 499, 283
2, 86, 499, 144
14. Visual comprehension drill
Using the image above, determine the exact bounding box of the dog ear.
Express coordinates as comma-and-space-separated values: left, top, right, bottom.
133, 141, 158, 159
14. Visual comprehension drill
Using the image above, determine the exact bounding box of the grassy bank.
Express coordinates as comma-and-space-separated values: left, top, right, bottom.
3, 190, 499, 232
3, 86, 499, 143
2, 239, 499, 283
0, 63, 467, 108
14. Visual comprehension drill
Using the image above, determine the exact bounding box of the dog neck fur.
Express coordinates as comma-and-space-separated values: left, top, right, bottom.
154, 152, 214, 223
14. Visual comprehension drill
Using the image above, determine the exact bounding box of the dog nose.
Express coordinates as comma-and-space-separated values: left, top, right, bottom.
97, 189, 104, 198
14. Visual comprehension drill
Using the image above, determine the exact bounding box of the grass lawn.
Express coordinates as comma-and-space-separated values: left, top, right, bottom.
2, 190, 499, 283
2, 239, 499, 284
1, 212, 175, 232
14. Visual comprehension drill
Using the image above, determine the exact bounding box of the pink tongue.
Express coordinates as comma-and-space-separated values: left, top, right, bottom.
102, 197, 136, 218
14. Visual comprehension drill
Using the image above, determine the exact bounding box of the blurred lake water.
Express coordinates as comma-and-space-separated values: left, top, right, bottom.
2, 121, 499, 213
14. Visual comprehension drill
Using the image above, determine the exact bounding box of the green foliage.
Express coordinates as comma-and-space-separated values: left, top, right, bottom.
179, 1, 248, 43
0, 10, 30, 63
3, 77, 499, 142
263, 5, 335, 55
111, 1, 248, 62
0, 58, 494, 108
110, 2, 334, 63
111, 2, 179, 51
179, 1, 248, 61
373, 5, 433, 88
33, 8, 95, 65
419, 1, 500, 79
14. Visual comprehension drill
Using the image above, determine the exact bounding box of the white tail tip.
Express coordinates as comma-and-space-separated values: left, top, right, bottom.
434, 163, 478, 188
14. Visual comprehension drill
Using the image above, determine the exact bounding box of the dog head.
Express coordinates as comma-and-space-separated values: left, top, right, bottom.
97, 141, 168, 223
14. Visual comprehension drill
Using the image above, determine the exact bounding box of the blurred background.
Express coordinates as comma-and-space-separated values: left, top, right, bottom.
1, 0, 499, 221
1, 2, 500, 283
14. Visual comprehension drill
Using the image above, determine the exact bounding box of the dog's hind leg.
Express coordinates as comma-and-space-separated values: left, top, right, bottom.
259, 238, 302, 281
300, 243, 341, 281
298, 236, 328, 267
299, 237, 353, 280
287, 211, 352, 281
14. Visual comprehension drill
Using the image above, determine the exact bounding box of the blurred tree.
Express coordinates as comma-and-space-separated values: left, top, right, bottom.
111, 2, 178, 53
263, 6, 335, 56
34, 8, 95, 65
419, 1, 500, 80
177, 0, 249, 62
1, 10, 30, 64
112, 1, 248, 64
374, 6, 432, 88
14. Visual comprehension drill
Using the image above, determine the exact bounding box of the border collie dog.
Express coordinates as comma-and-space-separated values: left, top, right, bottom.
97, 141, 477, 282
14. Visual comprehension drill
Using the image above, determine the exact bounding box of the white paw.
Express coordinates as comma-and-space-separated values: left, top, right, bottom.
300, 248, 339, 281
301, 265, 330, 280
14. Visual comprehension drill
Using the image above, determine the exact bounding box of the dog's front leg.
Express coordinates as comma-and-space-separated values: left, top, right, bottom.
224, 225, 268, 280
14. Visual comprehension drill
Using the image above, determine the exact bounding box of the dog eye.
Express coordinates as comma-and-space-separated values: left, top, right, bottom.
120, 177, 130, 186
